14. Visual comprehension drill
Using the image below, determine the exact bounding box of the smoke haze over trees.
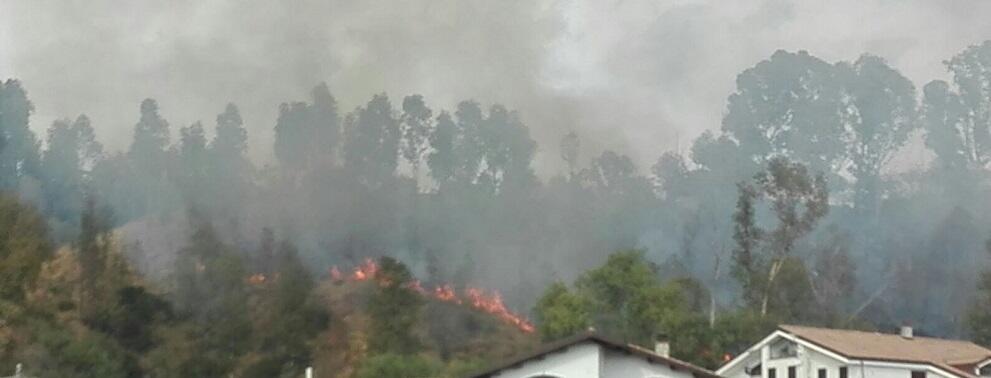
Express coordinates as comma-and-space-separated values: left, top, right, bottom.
4, 1, 991, 375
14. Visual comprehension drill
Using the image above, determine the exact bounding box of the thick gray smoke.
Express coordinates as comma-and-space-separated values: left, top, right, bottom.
3, 0, 991, 174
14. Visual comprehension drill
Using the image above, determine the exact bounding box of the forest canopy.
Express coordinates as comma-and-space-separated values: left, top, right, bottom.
2, 41, 991, 375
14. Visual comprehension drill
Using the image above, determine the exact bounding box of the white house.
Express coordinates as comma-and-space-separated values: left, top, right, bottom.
469, 331, 720, 378
717, 325, 991, 378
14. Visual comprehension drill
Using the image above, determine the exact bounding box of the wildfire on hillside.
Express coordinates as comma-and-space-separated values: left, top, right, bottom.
330, 258, 535, 333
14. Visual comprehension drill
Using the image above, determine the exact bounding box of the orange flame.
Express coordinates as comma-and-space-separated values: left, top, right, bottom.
407, 280, 428, 295
351, 258, 379, 281
330, 258, 534, 333
248, 273, 267, 285
464, 288, 535, 333
433, 284, 460, 304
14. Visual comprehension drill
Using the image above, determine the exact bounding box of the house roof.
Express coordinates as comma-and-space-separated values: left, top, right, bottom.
780, 325, 991, 378
468, 331, 721, 378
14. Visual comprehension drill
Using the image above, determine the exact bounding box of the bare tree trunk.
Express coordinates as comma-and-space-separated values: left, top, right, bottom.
848, 270, 894, 322
709, 249, 723, 327
760, 258, 785, 317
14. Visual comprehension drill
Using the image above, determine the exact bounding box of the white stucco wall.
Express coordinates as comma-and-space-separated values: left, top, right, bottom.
718, 334, 959, 378
853, 362, 956, 378
600, 349, 700, 378
490, 342, 602, 378
488, 341, 708, 378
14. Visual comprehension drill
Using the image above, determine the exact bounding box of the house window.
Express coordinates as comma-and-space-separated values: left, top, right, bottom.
746, 363, 763, 377
789, 366, 797, 378
769, 367, 777, 378
770, 339, 799, 359
911, 371, 925, 378
819, 368, 827, 378
979, 364, 991, 377
839, 367, 848, 378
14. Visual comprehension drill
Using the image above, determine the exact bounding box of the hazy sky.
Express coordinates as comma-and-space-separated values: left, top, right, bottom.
2, 0, 990, 175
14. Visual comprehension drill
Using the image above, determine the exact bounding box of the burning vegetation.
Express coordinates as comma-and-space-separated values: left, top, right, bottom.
331, 258, 535, 333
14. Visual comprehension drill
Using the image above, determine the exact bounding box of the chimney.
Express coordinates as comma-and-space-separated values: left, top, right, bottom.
900, 325, 913, 339
654, 334, 671, 358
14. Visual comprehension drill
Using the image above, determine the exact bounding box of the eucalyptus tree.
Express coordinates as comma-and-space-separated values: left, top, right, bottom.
0, 79, 41, 190
400, 94, 433, 186
343, 94, 401, 189
923, 41, 991, 172
273, 83, 340, 173
732, 157, 829, 317
426, 101, 536, 194
722, 51, 917, 212
477, 104, 537, 193
836, 54, 917, 214
427, 111, 458, 187
723, 50, 844, 178
41, 115, 103, 223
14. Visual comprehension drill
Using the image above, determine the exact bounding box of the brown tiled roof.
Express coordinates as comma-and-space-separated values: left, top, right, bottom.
467, 331, 720, 378
780, 325, 991, 378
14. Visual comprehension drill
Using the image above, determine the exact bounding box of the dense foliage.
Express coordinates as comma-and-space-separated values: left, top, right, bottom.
2, 41, 991, 375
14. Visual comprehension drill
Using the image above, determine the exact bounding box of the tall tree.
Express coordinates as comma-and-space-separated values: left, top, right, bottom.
207, 103, 252, 217
837, 54, 918, 214
274, 83, 340, 172
722, 50, 844, 177
128, 99, 170, 175
175, 122, 209, 199
343, 94, 401, 188
400, 94, 433, 185
427, 112, 459, 188
122, 98, 174, 219
211, 103, 250, 181
41, 115, 103, 223
732, 158, 829, 317
923, 41, 991, 171
476, 104, 537, 192
0, 79, 41, 190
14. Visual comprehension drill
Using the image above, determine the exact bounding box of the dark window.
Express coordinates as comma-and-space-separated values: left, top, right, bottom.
912, 371, 926, 378
840, 367, 848, 378
789, 366, 797, 378
747, 364, 764, 377
769, 368, 777, 378
819, 368, 827, 378
770, 339, 799, 358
